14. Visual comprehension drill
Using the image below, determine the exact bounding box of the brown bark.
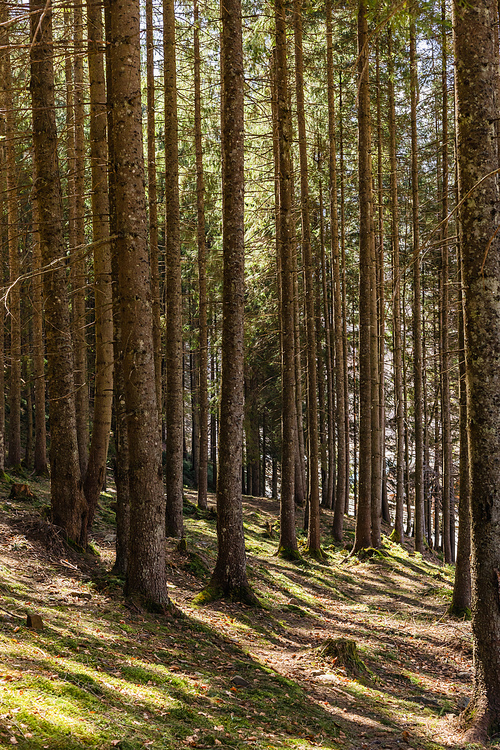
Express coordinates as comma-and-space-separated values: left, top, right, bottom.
293, 0, 320, 556
352, 0, 373, 554
146, 0, 162, 425
388, 27, 404, 545
107, 0, 168, 604
205, 0, 255, 602
410, 8, 424, 554
31, 183, 48, 476
163, 0, 184, 538
1, 5, 22, 469
327, 0, 347, 541
73, 0, 89, 477
440, 0, 452, 565
30, 0, 88, 545
453, 0, 500, 738
275, 1, 298, 559
194, 0, 209, 510
450, 235, 471, 615
83, 0, 114, 532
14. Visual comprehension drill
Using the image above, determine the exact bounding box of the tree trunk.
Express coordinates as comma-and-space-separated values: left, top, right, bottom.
30, 0, 88, 546
1, 6, 22, 470
450, 234, 471, 615
164, 0, 184, 538
388, 27, 404, 545
293, 0, 320, 556
72, 0, 89, 477
327, 0, 347, 541
107, 0, 168, 605
204, 0, 255, 603
146, 0, 162, 427
453, 0, 500, 738
83, 0, 114, 533
352, 0, 373, 553
194, 0, 209, 510
31, 187, 48, 475
410, 7, 424, 553
275, 0, 298, 559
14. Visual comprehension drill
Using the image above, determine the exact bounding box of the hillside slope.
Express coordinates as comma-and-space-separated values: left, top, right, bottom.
0, 477, 473, 750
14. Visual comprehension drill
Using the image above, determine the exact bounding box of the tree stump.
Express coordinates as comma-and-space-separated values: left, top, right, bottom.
319, 638, 371, 678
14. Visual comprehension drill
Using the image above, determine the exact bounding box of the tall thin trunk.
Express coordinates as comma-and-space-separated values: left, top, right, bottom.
440, 0, 452, 564
327, 0, 347, 541
31, 186, 47, 475
450, 225, 471, 614
104, 0, 130, 577
73, 0, 89, 477
164, 0, 184, 538
30, 0, 88, 545
194, 0, 209, 510
388, 27, 404, 544
375, 41, 388, 526
410, 7, 425, 553
293, 0, 320, 555
352, 0, 373, 553
1, 6, 21, 469
84, 0, 114, 532
205, 0, 255, 602
275, 0, 298, 559
146, 0, 162, 426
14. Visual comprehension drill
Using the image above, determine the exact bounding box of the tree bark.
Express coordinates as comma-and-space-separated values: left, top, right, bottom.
410, 7, 424, 554
275, 0, 298, 559
205, 0, 255, 602
194, 0, 209, 511
453, 0, 500, 739
30, 0, 88, 545
388, 27, 404, 545
146, 0, 162, 428
163, 0, 184, 538
73, 0, 89, 477
107, 0, 168, 605
1, 5, 22, 470
352, 0, 373, 553
83, 0, 114, 532
293, 0, 320, 556
327, 0, 347, 541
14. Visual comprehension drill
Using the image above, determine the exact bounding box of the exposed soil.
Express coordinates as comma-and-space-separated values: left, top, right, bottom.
0, 478, 476, 750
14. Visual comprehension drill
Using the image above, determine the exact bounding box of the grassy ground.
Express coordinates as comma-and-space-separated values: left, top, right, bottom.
0, 474, 480, 750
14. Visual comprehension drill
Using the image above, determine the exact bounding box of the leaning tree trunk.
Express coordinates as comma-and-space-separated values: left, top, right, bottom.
30, 0, 88, 546
107, 0, 168, 605
453, 0, 500, 740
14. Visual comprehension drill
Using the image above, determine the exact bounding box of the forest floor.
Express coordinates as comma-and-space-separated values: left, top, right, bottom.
0, 473, 483, 750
